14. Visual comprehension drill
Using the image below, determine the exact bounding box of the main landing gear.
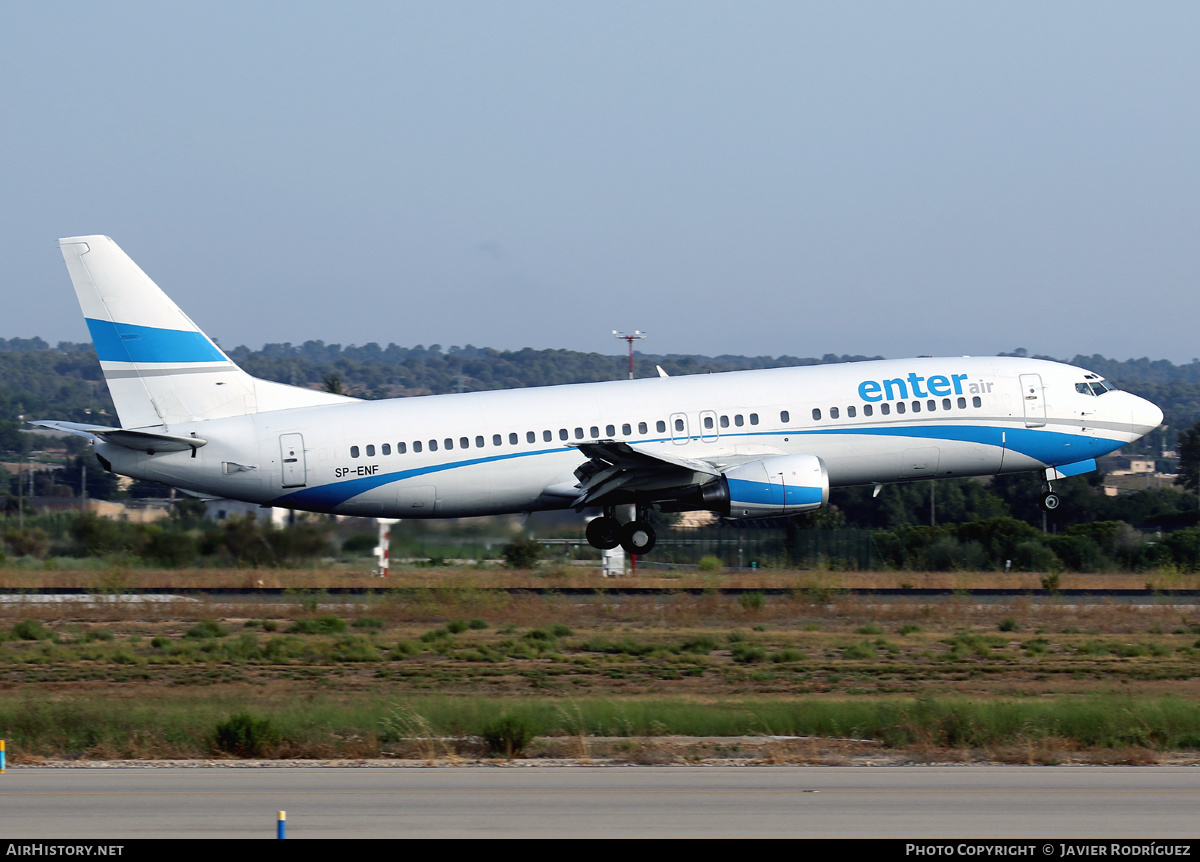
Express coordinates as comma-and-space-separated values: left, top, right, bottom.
586, 506, 657, 555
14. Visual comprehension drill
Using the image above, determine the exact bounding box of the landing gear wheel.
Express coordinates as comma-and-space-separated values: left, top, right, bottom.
1039, 492, 1061, 512
619, 520, 656, 555
586, 516, 622, 550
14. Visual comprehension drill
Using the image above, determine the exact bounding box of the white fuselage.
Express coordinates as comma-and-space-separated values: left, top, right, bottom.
95, 356, 1162, 519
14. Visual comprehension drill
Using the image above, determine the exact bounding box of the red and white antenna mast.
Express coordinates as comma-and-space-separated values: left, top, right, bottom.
613, 330, 646, 380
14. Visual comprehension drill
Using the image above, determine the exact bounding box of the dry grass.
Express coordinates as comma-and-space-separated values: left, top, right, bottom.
0, 563, 1191, 593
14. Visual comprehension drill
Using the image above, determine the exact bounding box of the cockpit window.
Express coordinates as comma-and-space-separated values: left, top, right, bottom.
1077, 379, 1117, 396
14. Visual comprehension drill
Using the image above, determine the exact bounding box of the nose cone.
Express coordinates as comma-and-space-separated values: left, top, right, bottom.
1131, 396, 1164, 438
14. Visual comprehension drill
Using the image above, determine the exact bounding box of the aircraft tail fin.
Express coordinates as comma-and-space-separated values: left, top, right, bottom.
58, 236, 355, 429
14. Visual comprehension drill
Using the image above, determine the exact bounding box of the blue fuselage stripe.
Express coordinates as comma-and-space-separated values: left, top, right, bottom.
268, 423, 1122, 511
87, 319, 226, 364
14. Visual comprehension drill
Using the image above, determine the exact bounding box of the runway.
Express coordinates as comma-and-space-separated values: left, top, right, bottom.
1, 766, 1197, 839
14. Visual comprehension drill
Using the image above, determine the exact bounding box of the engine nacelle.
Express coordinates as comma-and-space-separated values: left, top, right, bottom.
701, 454, 829, 519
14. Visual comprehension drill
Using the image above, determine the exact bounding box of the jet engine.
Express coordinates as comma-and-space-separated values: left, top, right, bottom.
699, 454, 829, 519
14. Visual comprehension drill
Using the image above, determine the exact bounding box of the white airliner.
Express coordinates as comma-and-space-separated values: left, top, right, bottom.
36, 236, 1163, 555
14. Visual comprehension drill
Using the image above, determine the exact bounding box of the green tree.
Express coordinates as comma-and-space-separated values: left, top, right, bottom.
1174, 420, 1200, 495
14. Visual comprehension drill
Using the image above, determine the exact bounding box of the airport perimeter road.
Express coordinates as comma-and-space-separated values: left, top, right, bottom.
0, 766, 1197, 839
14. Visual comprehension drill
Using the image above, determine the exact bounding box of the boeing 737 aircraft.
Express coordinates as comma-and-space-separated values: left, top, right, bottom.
36, 236, 1163, 556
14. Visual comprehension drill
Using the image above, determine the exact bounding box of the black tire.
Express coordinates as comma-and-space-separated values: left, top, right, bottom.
1039, 492, 1061, 512
619, 520, 656, 555
586, 516, 622, 550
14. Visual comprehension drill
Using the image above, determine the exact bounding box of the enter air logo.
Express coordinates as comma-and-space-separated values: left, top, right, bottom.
857, 372, 994, 403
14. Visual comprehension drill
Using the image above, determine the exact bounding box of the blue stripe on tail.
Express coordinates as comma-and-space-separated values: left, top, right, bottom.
86, 319, 225, 364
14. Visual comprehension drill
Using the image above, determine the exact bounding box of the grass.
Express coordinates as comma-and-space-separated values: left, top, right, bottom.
2, 580, 1200, 761
2, 691, 1199, 761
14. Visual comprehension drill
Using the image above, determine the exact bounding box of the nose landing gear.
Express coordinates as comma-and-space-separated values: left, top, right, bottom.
1039, 483, 1061, 512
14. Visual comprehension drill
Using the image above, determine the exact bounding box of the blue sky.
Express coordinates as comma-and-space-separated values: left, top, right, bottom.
3, 2, 1198, 362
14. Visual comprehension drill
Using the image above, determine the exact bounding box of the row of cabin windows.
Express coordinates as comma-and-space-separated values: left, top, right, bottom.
345, 398, 996, 458
806, 396, 982, 422
347, 413, 763, 459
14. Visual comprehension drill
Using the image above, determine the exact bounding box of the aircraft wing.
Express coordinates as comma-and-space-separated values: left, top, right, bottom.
30, 420, 207, 453
569, 440, 721, 507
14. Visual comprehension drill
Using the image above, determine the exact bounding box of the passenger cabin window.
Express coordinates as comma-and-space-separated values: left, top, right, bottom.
703, 416, 714, 429
846, 406, 855, 418
508, 433, 517, 445
474, 436, 483, 448
972, 396, 982, 407
413, 441, 422, 453
350, 446, 360, 458
559, 429, 568, 441
638, 422, 648, 434
656, 420, 666, 433
896, 402, 906, 414
674, 418, 684, 432
622, 423, 632, 436
957, 397, 967, 409
720, 415, 729, 428
863, 405, 872, 417
444, 438, 453, 450
911, 401, 920, 413
575, 427, 585, 439
460, 437, 470, 449
942, 399, 951, 410
831, 407, 840, 419
606, 425, 615, 437
429, 440, 438, 451
780, 410, 790, 423
812, 408, 821, 421
750, 413, 759, 425
880, 404, 890, 416
734, 415, 744, 427
366, 445, 376, 456
493, 434, 503, 446
543, 430, 552, 442
398, 442, 407, 454
527, 431, 536, 443
381, 444, 391, 455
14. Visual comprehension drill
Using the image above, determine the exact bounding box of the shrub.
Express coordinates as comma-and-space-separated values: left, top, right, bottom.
502, 537, 542, 569
213, 712, 280, 757
185, 620, 228, 639
11, 619, 50, 641
738, 591, 765, 611
480, 714, 536, 758
770, 648, 807, 663
998, 617, 1020, 633
730, 642, 767, 663
698, 555, 724, 572
352, 617, 385, 629
290, 616, 347, 635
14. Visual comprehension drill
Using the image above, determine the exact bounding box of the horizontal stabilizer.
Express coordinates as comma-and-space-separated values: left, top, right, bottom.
30, 420, 206, 454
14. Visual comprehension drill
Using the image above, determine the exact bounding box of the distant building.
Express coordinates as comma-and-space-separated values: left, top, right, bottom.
203, 499, 290, 528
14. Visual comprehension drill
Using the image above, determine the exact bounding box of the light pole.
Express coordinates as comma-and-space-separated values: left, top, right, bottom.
613, 331, 646, 380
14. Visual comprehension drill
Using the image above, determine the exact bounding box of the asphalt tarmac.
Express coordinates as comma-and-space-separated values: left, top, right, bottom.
0, 765, 1197, 839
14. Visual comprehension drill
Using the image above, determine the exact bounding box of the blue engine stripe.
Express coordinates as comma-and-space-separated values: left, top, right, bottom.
87, 318, 226, 364
726, 478, 823, 507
